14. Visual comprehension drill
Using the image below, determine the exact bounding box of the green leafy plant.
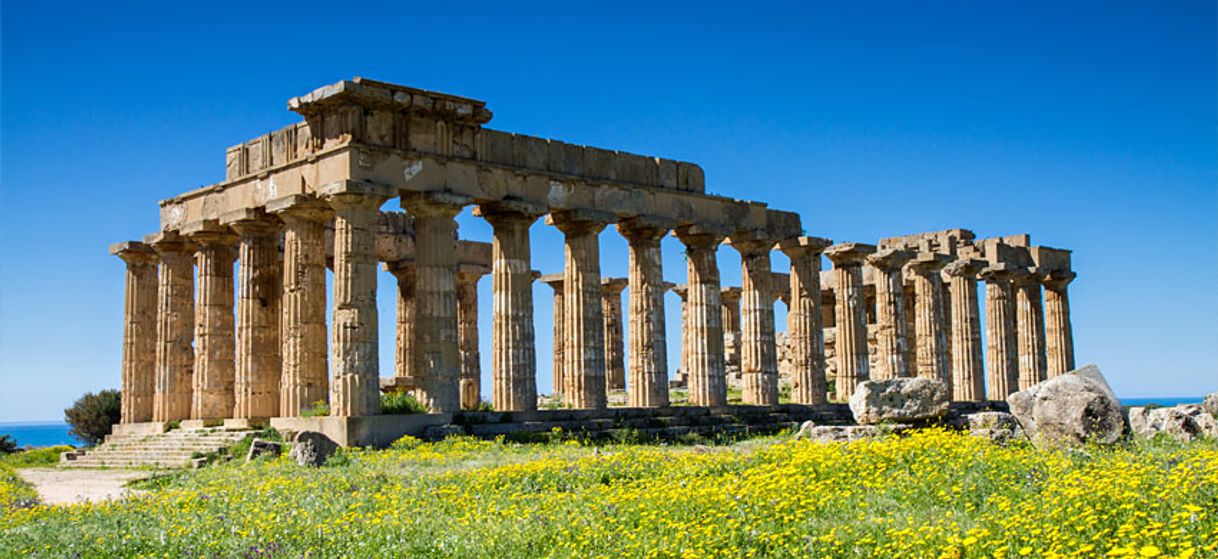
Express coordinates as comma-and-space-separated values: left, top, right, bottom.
381, 391, 427, 415
301, 401, 330, 417
63, 389, 121, 445
0, 435, 17, 455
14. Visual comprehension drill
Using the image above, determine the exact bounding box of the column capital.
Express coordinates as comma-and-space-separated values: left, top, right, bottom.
777, 236, 833, 258
600, 277, 628, 295
111, 241, 158, 266
401, 190, 471, 218
457, 264, 490, 285
668, 283, 687, 301
319, 180, 395, 209
720, 286, 742, 303
866, 248, 915, 272
978, 262, 1028, 282
673, 224, 728, 249
267, 194, 333, 223
942, 258, 988, 279
383, 260, 415, 281
221, 208, 282, 235
1041, 270, 1076, 290
824, 242, 877, 267
905, 251, 952, 275
726, 229, 778, 256
474, 198, 546, 223
546, 209, 614, 235
182, 220, 238, 247
539, 273, 564, 291
617, 215, 675, 241
145, 231, 197, 255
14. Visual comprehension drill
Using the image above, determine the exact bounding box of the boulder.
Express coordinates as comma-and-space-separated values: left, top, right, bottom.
964, 411, 1022, 444
289, 431, 339, 467
848, 377, 949, 425
1006, 364, 1124, 447
245, 438, 283, 462
1203, 392, 1218, 417
1128, 405, 1218, 442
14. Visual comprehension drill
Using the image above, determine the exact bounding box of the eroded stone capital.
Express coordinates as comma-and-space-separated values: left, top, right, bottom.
824, 242, 877, 267
673, 224, 727, 251
222, 209, 282, 236
617, 215, 674, 242
600, 277, 629, 295
111, 241, 158, 266
474, 198, 546, 224
145, 231, 198, 255
942, 258, 988, 279
866, 248, 915, 272
720, 286, 742, 303
978, 262, 1028, 283
546, 209, 614, 235
267, 194, 333, 224
776, 236, 833, 257
401, 190, 470, 218
905, 252, 952, 275
183, 220, 239, 248
1041, 270, 1077, 290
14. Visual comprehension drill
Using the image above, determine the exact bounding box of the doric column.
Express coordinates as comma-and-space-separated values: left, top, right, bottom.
401, 191, 469, 413
778, 237, 833, 405
720, 287, 743, 375
269, 195, 332, 417
185, 223, 238, 421
907, 252, 952, 387
1042, 270, 1076, 378
669, 284, 690, 387
943, 258, 986, 401
457, 267, 487, 410
385, 262, 417, 386
1014, 268, 1049, 390
730, 236, 780, 406
824, 243, 876, 401
600, 278, 629, 392
541, 276, 565, 398
865, 249, 914, 380
112, 242, 158, 424
979, 264, 1020, 399
321, 182, 391, 417
477, 201, 544, 412
548, 210, 613, 409
149, 232, 196, 422
618, 218, 671, 408
224, 211, 283, 420
675, 226, 728, 406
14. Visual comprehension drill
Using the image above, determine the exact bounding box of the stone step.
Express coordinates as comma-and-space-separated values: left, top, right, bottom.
64, 429, 253, 469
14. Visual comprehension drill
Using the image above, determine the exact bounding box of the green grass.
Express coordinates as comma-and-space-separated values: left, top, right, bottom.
0, 446, 74, 469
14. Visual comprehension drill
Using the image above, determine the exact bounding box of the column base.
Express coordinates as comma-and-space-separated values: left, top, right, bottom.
180, 419, 227, 430
111, 422, 170, 438
269, 414, 453, 448
223, 418, 270, 430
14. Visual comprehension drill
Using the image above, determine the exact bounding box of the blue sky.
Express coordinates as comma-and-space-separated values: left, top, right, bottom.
2, 1, 1214, 422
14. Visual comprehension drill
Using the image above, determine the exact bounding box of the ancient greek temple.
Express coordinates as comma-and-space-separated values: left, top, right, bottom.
110, 78, 1076, 444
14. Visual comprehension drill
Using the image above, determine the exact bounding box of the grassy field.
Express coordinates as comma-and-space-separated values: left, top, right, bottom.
1, 429, 1215, 558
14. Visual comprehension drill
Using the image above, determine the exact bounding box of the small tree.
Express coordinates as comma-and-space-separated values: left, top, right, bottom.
64, 390, 121, 446
0, 434, 18, 454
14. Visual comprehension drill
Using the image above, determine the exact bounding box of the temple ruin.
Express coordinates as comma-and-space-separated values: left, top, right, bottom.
109, 78, 1076, 446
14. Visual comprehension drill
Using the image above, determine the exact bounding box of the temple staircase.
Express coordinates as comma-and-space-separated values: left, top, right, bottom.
61, 428, 253, 469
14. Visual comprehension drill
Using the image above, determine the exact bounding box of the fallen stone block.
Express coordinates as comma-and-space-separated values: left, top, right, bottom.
1007, 364, 1124, 448
245, 438, 283, 462
289, 431, 340, 467
1129, 405, 1218, 442
848, 377, 949, 425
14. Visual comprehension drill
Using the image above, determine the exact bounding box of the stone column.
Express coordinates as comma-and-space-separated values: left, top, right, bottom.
720, 287, 743, 376
149, 232, 196, 423
731, 237, 780, 406
865, 249, 914, 380
269, 196, 332, 417
401, 191, 469, 413
824, 243, 876, 401
1042, 270, 1076, 378
225, 211, 282, 421
907, 252, 952, 387
112, 242, 158, 424
478, 201, 544, 412
675, 226, 728, 406
1014, 268, 1049, 390
980, 264, 1020, 399
185, 224, 238, 421
618, 218, 671, 408
549, 210, 612, 409
779, 237, 833, 405
541, 276, 565, 398
386, 262, 417, 387
457, 267, 487, 410
321, 182, 391, 417
669, 284, 690, 387
943, 259, 986, 401
600, 278, 628, 392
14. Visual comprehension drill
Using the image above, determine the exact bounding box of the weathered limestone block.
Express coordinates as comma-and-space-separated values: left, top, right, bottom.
1007, 364, 1124, 447
731, 236, 780, 405
1128, 405, 1218, 442
1204, 392, 1218, 417
457, 267, 487, 410
848, 377, 950, 425
980, 264, 1020, 400
246, 438, 283, 462
907, 252, 951, 387
186, 225, 238, 421
289, 431, 340, 466
269, 195, 331, 417
401, 191, 468, 413
794, 421, 911, 442
778, 237, 833, 405
865, 249, 913, 381
113, 242, 158, 424
149, 232, 197, 423
478, 200, 544, 412
1042, 270, 1076, 378
619, 217, 672, 408
824, 243, 876, 401
323, 182, 393, 417
601, 277, 628, 392
943, 258, 987, 402
964, 411, 1022, 444
226, 212, 283, 420
675, 226, 728, 406
549, 210, 613, 409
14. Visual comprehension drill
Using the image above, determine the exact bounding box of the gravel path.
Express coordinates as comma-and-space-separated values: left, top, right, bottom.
16, 468, 149, 505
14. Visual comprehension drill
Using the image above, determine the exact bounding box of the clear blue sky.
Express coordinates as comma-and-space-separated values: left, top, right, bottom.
2, 1, 1214, 422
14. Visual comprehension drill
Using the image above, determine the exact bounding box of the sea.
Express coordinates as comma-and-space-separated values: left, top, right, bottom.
0, 395, 1207, 448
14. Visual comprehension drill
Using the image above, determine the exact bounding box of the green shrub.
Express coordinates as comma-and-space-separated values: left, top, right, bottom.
0, 445, 74, 468
63, 389, 121, 445
381, 391, 427, 415
301, 401, 330, 417
0, 435, 17, 455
